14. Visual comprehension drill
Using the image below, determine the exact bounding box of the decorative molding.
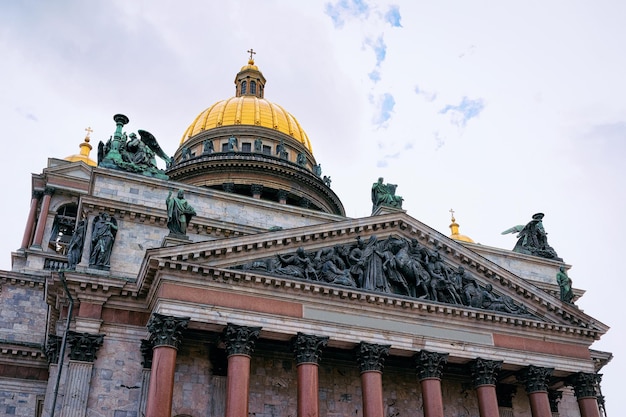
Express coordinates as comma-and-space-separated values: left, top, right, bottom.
356, 342, 390, 373
470, 357, 502, 387
518, 365, 553, 393
414, 350, 448, 380
66, 331, 105, 362
222, 323, 261, 357
147, 313, 189, 349
291, 332, 329, 365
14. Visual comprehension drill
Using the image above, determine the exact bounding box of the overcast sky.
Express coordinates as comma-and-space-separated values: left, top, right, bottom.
1, 1, 624, 413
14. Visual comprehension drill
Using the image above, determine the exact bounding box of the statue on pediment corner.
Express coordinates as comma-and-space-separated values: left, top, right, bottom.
502, 213, 562, 261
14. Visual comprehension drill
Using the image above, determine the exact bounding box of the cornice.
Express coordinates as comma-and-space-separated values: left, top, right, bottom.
79, 195, 264, 239
0, 270, 46, 288
0, 339, 48, 365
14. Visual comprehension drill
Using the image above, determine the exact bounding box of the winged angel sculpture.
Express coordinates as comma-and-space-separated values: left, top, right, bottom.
98, 114, 172, 180
501, 213, 562, 261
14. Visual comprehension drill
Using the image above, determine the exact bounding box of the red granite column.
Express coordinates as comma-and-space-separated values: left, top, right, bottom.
571, 372, 602, 417
356, 342, 390, 417
519, 365, 553, 417
32, 187, 54, 249
292, 332, 329, 417
470, 358, 502, 417
415, 350, 448, 417
145, 313, 189, 417
21, 190, 42, 250
223, 324, 261, 417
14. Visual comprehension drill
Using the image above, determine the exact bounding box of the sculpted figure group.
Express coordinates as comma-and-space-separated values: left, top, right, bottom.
240, 235, 529, 315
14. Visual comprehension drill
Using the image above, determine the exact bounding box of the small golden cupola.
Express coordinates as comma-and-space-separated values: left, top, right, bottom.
235, 49, 266, 98
449, 209, 475, 243
64, 127, 97, 167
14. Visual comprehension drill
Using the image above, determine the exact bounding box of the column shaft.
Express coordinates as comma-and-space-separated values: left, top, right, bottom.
297, 363, 319, 417
32, 190, 53, 248
578, 397, 601, 417
421, 378, 444, 417
361, 371, 384, 417
528, 391, 552, 417
475, 385, 499, 417
225, 354, 251, 417
21, 192, 40, 249
145, 345, 177, 417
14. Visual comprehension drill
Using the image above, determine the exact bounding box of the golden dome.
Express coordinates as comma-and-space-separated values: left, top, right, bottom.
181, 55, 313, 153
449, 211, 475, 243
180, 96, 312, 153
65, 128, 97, 166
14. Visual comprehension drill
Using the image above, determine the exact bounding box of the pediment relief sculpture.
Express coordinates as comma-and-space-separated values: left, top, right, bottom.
234, 235, 532, 317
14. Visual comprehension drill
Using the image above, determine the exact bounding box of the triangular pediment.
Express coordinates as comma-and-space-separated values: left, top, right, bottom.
43, 159, 93, 192
138, 211, 608, 339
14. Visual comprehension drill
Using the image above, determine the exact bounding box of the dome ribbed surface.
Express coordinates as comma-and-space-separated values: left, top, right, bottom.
181, 96, 312, 153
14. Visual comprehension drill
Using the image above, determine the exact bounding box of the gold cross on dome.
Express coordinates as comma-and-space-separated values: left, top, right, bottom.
247, 48, 256, 60
449, 208, 456, 221
85, 126, 93, 138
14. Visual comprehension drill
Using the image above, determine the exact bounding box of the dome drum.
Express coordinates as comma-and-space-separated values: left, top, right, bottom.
167, 155, 344, 215
175, 125, 317, 173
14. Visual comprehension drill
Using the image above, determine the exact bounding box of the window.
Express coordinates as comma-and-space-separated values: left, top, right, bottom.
262, 145, 271, 155
241, 81, 247, 94
48, 203, 78, 254
241, 142, 251, 152
250, 81, 256, 94
221, 143, 229, 152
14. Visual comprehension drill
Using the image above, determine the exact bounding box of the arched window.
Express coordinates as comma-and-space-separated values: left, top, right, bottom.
48, 203, 77, 254
241, 81, 247, 94
250, 81, 256, 94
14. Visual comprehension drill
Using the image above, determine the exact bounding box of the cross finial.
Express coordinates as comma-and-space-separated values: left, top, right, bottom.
85, 126, 93, 139
449, 208, 455, 220
247, 48, 256, 61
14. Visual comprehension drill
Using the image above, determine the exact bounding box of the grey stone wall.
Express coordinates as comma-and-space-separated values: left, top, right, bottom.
0, 280, 47, 344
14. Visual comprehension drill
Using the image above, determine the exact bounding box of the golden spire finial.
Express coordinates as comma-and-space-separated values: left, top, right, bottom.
247, 48, 256, 64
84, 126, 93, 142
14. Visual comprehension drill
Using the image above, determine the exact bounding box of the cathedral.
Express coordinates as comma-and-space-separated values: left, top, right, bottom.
0, 54, 611, 417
